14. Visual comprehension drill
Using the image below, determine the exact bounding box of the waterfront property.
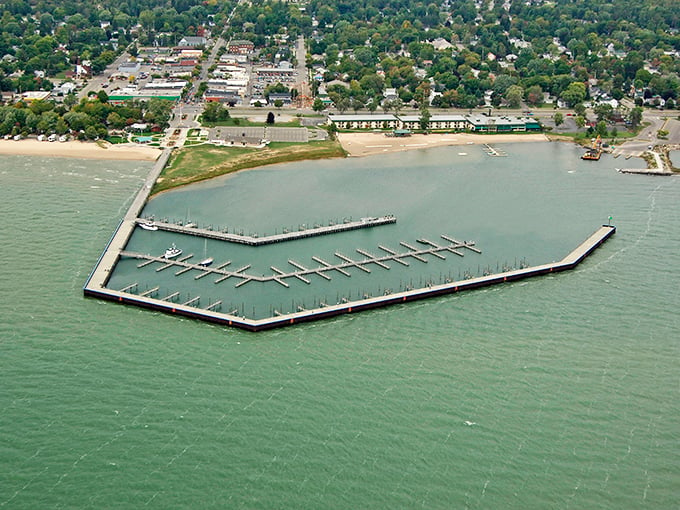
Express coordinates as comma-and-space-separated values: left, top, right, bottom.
329, 113, 542, 132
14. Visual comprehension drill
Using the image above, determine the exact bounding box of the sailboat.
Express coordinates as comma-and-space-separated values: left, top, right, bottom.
184, 207, 197, 228
198, 238, 213, 266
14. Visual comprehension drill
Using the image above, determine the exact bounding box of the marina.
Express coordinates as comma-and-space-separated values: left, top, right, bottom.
83, 141, 619, 331
85, 224, 616, 331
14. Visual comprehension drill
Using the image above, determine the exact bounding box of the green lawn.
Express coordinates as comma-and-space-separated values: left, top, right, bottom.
152, 140, 346, 195
105, 136, 127, 144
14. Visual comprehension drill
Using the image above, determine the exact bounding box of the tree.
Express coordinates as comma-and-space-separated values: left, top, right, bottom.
505, 85, 524, 108
553, 112, 564, 126
387, 98, 404, 116
266, 111, 275, 124
334, 96, 350, 113
85, 125, 99, 139
595, 121, 608, 137
629, 106, 643, 128
575, 115, 586, 129
312, 98, 325, 112
573, 103, 587, 117
561, 82, 587, 107
525, 85, 544, 106
202, 102, 229, 123
492, 74, 517, 96
593, 103, 613, 122
106, 112, 126, 130
419, 106, 431, 131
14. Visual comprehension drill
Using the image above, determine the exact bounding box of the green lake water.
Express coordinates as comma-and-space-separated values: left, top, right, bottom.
1, 144, 678, 508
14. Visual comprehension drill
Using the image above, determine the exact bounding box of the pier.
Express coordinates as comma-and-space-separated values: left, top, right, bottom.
135, 215, 397, 245
483, 144, 507, 157
118, 236, 482, 288
85, 225, 616, 332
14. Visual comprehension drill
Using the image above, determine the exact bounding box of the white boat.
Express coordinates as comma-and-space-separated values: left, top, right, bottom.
197, 239, 212, 266
163, 244, 182, 259
139, 220, 158, 231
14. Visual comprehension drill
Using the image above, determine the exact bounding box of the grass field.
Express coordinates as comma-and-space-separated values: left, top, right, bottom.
152, 140, 346, 195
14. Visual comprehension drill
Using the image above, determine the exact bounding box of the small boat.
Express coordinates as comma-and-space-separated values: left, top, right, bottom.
197, 239, 212, 266
139, 220, 158, 231
163, 244, 182, 259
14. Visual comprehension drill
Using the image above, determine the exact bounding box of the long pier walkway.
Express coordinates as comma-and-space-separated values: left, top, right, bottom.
84, 149, 172, 291
137, 215, 396, 245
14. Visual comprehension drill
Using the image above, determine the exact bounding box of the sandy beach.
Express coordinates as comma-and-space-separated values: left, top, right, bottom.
0, 139, 162, 161
337, 132, 550, 157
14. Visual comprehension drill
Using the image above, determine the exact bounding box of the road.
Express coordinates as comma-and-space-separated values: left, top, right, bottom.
295, 35, 310, 104
78, 51, 130, 99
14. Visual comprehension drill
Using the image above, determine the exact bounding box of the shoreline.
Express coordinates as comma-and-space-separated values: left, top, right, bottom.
151, 133, 554, 196
337, 132, 550, 157
0, 139, 162, 161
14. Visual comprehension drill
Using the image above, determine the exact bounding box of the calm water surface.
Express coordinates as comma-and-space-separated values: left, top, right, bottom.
1, 145, 678, 509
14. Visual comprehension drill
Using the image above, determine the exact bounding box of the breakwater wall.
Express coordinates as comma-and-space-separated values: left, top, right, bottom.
84, 224, 616, 332
83, 149, 170, 290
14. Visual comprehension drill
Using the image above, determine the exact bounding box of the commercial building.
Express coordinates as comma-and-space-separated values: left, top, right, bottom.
328, 113, 542, 132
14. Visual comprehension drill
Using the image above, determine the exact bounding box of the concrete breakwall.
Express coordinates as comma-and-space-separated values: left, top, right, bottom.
84, 224, 616, 332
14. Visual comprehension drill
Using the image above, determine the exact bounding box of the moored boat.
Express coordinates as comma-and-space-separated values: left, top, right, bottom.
198, 239, 212, 266
198, 257, 214, 267
163, 244, 182, 259
139, 220, 158, 231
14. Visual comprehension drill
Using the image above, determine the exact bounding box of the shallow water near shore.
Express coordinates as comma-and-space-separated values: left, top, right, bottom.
1, 145, 679, 508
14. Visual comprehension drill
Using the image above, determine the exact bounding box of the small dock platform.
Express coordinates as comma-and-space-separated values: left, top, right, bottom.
483, 144, 507, 157
135, 215, 397, 245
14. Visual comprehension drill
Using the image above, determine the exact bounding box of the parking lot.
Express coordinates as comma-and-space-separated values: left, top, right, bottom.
208, 126, 310, 143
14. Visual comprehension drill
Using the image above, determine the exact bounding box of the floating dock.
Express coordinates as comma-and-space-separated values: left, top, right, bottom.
118, 236, 482, 288
136, 215, 397, 245
84, 225, 616, 332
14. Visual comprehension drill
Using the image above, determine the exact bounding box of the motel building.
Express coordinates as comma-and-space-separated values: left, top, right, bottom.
328, 114, 399, 130
329, 113, 541, 132
398, 114, 468, 131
